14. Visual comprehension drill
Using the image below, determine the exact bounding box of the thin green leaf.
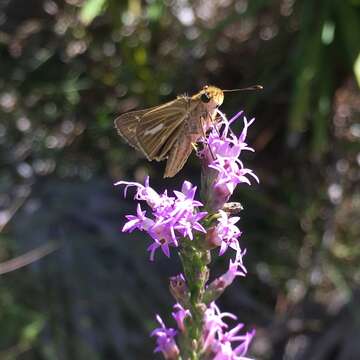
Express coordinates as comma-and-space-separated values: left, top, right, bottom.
79, 0, 107, 25
336, 1, 360, 68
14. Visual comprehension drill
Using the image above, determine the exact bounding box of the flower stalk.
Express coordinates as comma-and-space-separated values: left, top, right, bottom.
178, 238, 210, 359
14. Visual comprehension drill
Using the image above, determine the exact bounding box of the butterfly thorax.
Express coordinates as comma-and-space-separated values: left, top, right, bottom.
185, 85, 224, 136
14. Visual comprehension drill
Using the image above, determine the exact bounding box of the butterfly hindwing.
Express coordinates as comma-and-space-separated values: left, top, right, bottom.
163, 129, 194, 178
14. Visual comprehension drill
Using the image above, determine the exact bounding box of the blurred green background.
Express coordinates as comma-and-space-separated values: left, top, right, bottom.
0, 0, 359, 359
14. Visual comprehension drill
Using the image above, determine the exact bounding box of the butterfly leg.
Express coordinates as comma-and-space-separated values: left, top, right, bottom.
200, 115, 216, 161
209, 113, 221, 137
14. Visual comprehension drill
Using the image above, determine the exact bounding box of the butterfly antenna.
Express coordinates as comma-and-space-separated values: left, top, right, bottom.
223, 85, 263, 92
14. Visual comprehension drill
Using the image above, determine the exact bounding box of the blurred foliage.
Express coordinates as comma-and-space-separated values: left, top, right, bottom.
0, 0, 359, 359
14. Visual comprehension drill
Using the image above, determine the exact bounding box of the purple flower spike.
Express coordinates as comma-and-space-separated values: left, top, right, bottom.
119, 108, 258, 359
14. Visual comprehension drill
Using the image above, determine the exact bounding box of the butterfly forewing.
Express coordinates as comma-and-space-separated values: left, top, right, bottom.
114, 108, 152, 150
136, 97, 191, 160
154, 128, 179, 161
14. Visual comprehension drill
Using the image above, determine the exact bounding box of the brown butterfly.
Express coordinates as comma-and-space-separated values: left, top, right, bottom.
114, 85, 262, 178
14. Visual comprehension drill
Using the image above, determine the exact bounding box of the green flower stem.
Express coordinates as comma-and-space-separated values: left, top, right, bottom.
176, 160, 221, 359
179, 236, 210, 360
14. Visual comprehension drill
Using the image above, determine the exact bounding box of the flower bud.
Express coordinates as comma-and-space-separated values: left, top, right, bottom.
204, 226, 222, 249
203, 278, 226, 304
162, 340, 180, 360
172, 303, 191, 333
151, 315, 180, 360
169, 274, 189, 306
222, 201, 244, 215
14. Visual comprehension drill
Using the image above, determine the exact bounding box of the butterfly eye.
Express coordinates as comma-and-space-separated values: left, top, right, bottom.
201, 92, 211, 103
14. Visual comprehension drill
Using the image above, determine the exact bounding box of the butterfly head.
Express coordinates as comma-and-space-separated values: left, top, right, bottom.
199, 85, 224, 108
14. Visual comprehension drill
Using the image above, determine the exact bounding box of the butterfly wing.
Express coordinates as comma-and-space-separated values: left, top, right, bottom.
163, 129, 194, 178
114, 95, 205, 178
163, 98, 209, 178
114, 108, 154, 150
136, 97, 191, 160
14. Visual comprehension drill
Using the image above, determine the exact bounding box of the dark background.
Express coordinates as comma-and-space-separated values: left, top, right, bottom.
0, 0, 359, 359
